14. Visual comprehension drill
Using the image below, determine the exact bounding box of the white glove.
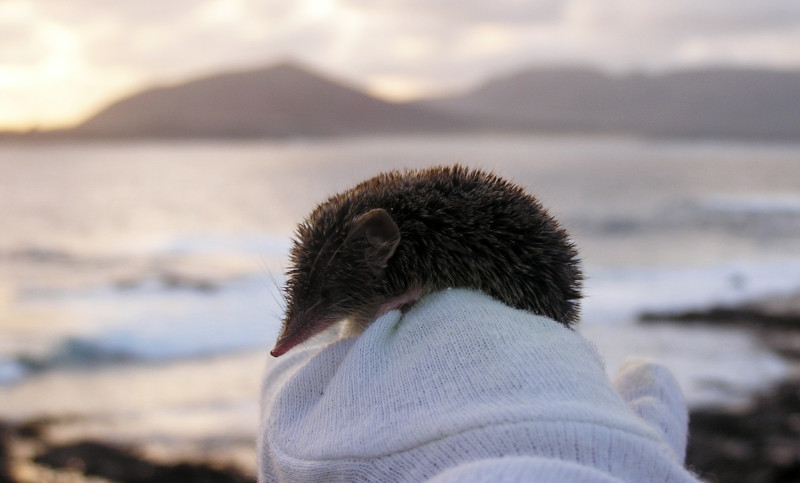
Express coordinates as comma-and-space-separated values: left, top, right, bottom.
614, 358, 690, 464
258, 289, 701, 482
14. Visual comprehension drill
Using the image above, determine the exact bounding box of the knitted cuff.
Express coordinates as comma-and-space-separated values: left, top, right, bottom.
426, 456, 625, 483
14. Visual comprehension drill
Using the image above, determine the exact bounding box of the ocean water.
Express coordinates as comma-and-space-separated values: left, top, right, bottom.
1, 135, 799, 467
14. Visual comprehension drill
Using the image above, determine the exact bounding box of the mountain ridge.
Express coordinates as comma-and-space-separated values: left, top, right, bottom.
420, 65, 800, 139
70, 61, 471, 138
4, 61, 800, 141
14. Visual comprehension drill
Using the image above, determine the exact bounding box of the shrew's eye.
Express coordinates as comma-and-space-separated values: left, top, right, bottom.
321, 289, 330, 299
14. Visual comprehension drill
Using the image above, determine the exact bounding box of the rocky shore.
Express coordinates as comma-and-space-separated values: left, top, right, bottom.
687, 381, 800, 482
1, 292, 798, 482
0, 418, 254, 483
643, 291, 800, 482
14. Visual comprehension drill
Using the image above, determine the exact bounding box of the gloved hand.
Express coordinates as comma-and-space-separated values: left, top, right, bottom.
613, 358, 690, 464
258, 289, 701, 482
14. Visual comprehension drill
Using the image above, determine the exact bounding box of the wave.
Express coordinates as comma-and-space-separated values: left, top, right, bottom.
0, 359, 31, 386
2, 274, 284, 386
582, 259, 800, 325
4, 258, 800, 388
572, 194, 800, 240
698, 195, 800, 216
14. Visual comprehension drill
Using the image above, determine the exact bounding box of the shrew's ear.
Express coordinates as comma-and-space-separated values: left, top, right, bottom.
345, 209, 401, 277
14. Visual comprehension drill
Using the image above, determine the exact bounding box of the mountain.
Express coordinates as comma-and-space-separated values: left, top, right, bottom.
71, 62, 471, 139
4, 62, 800, 141
420, 66, 800, 139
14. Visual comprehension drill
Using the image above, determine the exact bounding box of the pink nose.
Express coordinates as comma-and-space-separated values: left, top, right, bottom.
270, 337, 293, 357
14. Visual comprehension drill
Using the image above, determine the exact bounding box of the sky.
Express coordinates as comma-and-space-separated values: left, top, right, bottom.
2, 0, 800, 130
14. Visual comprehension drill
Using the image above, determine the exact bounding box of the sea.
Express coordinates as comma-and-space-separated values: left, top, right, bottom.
1, 135, 799, 470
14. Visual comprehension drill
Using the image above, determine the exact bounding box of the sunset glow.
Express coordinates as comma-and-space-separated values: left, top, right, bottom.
2, 0, 800, 130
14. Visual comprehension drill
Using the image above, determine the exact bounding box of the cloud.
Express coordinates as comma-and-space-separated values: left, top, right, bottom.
555, 0, 800, 71
2, 0, 800, 128
340, 0, 564, 25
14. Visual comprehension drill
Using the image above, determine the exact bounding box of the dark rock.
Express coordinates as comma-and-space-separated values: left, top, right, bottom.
160, 272, 218, 292
687, 382, 800, 483
640, 291, 800, 334
34, 440, 253, 483
641, 306, 800, 329
0, 423, 14, 483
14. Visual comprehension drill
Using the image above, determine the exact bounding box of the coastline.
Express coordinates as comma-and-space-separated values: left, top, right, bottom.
1, 295, 798, 482
642, 291, 800, 482
0, 418, 254, 483
2, 285, 800, 481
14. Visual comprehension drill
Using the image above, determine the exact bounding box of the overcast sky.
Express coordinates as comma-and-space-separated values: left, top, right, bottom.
3, 0, 800, 129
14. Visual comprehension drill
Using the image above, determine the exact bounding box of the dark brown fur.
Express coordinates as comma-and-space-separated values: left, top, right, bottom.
271, 165, 582, 356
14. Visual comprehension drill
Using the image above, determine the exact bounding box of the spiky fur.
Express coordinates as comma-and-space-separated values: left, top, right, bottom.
284, 165, 582, 341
